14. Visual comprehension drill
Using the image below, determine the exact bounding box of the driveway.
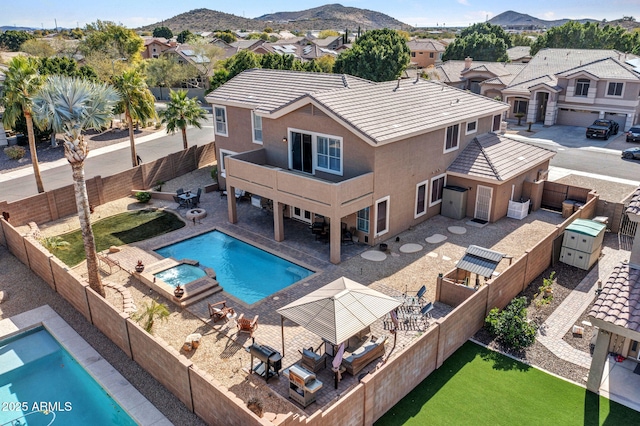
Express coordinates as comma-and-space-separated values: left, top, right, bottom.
506, 122, 627, 151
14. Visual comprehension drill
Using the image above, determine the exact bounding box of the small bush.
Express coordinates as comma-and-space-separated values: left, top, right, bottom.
135, 191, 152, 203
153, 180, 165, 191
485, 297, 537, 350
4, 145, 26, 160
211, 165, 218, 181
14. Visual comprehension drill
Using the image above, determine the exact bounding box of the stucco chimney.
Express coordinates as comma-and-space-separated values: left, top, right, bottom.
464, 57, 472, 69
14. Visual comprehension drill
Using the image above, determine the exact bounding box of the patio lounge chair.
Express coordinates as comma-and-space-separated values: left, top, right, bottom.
173, 195, 189, 209
208, 301, 234, 323
237, 313, 259, 337
411, 302, 433, 329
341, 335, 387, 376
299, 345, 327, 372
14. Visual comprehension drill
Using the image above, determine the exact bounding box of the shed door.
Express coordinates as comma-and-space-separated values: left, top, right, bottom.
474, 185, 492, 222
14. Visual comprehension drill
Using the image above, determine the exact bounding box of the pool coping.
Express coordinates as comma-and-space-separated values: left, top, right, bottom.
0, 305, 172, 426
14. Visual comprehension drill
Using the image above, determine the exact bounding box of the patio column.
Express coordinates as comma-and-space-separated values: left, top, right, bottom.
274, 201, 285, 242
227, 185, 237, 224
586, 328, 611, 393
329, 215, 341, 264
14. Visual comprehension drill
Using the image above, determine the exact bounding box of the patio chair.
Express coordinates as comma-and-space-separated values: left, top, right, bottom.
299, 346, 327, 372
173, 195, 188, 209
411, 302, 433, 329
237, 313, 259, 337
208, 301, 234, 323
341, 222, 354, 245
416, 285, 426, 304
177, 188, 184, 195
192, 188, 202, 207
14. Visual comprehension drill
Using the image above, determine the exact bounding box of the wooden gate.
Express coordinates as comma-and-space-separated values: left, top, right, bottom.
541, 181, 568, 210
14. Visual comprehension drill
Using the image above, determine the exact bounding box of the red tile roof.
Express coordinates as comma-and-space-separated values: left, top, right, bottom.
589, 263, 640, 331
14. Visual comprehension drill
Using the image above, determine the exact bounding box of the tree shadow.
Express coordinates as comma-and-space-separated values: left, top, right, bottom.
479, 348, 530, 372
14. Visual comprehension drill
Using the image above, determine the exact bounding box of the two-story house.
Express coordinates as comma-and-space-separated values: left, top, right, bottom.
206, 69, 554, 263
407, 39, 446, 69
141, 37, 174, 59
490, 49, 640, 130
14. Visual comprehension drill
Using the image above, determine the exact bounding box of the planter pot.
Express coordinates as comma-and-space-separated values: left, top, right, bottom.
379, 243, 388, 252
135, 265, 144, 273
174, 288, 184, 298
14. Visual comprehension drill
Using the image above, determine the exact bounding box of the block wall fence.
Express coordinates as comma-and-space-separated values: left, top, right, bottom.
0, 182, 605, 425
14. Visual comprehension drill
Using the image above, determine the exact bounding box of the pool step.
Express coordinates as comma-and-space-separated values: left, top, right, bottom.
177, 277, 223, 307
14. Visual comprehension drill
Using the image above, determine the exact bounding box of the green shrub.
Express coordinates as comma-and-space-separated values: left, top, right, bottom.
485, 296, 537, 350
153, 180, 165, 191
211, 165, 218, 181
4, 145, 26, 160
135, 191, 152, 203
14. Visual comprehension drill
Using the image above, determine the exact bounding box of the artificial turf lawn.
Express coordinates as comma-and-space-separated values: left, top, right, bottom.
376, 341, 640, 426
53, 209, 185, 266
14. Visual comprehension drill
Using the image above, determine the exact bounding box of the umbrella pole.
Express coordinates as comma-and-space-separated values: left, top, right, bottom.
281, 315, 285, 356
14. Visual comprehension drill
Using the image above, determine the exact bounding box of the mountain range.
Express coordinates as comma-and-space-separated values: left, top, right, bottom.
488, 10, 598, 27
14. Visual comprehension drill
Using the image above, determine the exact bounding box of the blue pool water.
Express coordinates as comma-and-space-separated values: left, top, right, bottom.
154, 263, 206, 288
0, 327, 137, 426
155, 230, 314, 304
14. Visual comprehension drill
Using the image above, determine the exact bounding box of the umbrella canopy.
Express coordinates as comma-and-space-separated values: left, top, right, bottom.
277, 276, 402, 345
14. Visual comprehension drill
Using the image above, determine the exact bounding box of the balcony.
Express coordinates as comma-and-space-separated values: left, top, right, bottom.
225, 149, 374, 217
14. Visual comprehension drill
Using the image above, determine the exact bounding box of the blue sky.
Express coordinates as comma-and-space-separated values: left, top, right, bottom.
2, 0, 638, 29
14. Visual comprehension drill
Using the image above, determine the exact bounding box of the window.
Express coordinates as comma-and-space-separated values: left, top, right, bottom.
607, 82, 623, 97
214, 106, 227, 136
429, 174, 446, 206
513, 99, 528, 114
219, 149, 236, 177
252, 112, 262, 144
316, 136, 342, 174
492, 114, 502, 132
466, 120, 477, 135
411, 52, 416, 57
357, 208, 369, 233
575, 79, 590, 96
375, 197, 390, 237
415, 181, 428, 218
444, 124, 460, 152
429, 52, 434, 58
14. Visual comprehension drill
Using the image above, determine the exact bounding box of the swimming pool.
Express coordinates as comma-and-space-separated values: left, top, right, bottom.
155, 230, 314, 304
0, 327, 137, 426
154, 263, 206, 288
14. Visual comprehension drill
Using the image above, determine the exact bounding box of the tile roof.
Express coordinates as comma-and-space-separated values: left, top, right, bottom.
407, 39, 446, 52
305, 78, 508, 144
506, 46, 531, 61
504, 49, 640, 91
205, 68, 373, 112
556, 57, 640, 81
626, 186, 640, 216
447, 133, 556, 181
589, 263, 640, 332
435, 61, 525, 84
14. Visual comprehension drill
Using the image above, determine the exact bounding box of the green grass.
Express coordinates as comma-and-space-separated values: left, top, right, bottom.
52, 210, 185, 266
376, 341, 640, 426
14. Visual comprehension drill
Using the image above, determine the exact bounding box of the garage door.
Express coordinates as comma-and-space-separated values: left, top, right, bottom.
556, 108, 599, 127
604, 112, 627, 131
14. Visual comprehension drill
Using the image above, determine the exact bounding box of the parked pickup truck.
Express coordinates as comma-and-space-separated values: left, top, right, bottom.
586, 119, 619, 140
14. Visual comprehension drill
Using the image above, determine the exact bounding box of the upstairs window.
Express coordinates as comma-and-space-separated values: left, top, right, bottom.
444, 124, 460, 153
607, 82, 623, 97
575, 79, 590, 96
252, 112, 262, 144
316, 136, 342, 174
466, 120, 477, 135
214, 106, 227, 136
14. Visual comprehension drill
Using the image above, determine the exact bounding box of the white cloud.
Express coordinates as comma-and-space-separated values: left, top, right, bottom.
457, 0, 470, 5
542, 12, 556, 20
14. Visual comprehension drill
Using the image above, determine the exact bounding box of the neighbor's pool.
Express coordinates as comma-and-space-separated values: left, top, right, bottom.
153, 263, 207, 288
0, 327, 137, 426
155, 230, 313, 304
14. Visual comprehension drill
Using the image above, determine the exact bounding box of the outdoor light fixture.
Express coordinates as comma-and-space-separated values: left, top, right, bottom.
282, 137, 288, 143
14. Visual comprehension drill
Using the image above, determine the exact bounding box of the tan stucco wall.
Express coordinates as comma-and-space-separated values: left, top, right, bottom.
410, 51, 439, 68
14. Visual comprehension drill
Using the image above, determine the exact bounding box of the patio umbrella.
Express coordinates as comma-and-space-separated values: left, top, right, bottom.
332, 342, 345, 389
277, 276, 401, 355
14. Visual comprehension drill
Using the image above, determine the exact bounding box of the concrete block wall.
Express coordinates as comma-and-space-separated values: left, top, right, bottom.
50, 258, 92, 321
436, 286, 489, 369
2, 218, 28, 265
438, 279, 475, 307
127, 319, 194, 411
524, 232, 556, 285
86, 288, 132, 358
189, 365, 273, 426
197, 144, 217, 168
486, 257, 527, 311
51, 185, 78, 219
23, 236, 56, 290
0, 217, 5, 247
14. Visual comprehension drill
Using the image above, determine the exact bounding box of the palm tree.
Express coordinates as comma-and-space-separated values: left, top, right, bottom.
160, 90, 207, 150
32, 76, 120, 297
133, 300, 170, 333
112, 68, 157, 167
1, 56, 45, 193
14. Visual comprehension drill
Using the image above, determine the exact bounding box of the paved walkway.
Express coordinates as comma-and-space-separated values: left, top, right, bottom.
536, 241, 625, 369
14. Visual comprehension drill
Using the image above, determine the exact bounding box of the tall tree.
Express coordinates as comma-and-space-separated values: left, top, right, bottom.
460, 22, 512, 48
80, 20, 144, 61
0, 30, 35, 51
160, 90, 206, 150
333, 29, 410, 82
112, 68, 157, 167
442, 33, 509, 62
531, 21, 640, 55
176, 30, 194, 44
144, 57, 198, 98
32, 76, 120, 297
1, 56, 45, 193
152, 26, 173, 39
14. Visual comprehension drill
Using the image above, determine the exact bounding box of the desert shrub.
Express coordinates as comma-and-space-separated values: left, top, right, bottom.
135, 191, 152, 203
4, 146, 26, 160
485, 296, 537, 349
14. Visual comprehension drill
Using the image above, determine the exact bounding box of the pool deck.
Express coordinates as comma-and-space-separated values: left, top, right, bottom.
0, 305, 172, 426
